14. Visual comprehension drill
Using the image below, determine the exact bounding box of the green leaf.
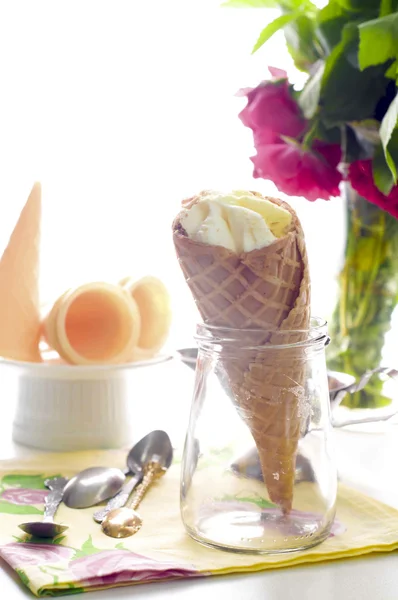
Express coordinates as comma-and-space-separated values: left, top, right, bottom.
38, 583, 85, 595
386, 147, 398, 180
0, 501, 42, 515
72, 535, 102, 559
335, 0, 380, 12
1, 474, 48, 489
222, 494, 277, 509
380, 93, 398, 182
53, 535, 67, 545
349, 119, 381, 145
318, 1, 346, 22
380, 0, 393, 16
16, 569, 30, 588
322, 23, 356, 83
23, 536, 64, 545
373, 143, 395, 194
385, 60, 398, 79
320, 26, 390, 127
317, 16, 350, 54
373, 131, 398, 194
115, 542, 128, 550
358, 14, 398, 70
221, 0, 278, 6
288, 0, 312, 7
380, 93, 398, 149
288, 0, 318, 13
284, 14, 321, 71
252, 12, 300, 53
316, 1, 358, 53
312, 121, 342, 145
63, 587, 86, 595
243, 496, 277, 509
298, 62, 325, 118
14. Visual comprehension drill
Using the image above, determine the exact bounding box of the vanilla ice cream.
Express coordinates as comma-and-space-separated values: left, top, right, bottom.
179, 190, 292, 253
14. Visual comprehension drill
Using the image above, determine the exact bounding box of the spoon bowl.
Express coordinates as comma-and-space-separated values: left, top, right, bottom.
126, 430, 174, 475
63, 467, 125, 509
101, 506, 143, 538
93, 429, 174, 523
19, 522, 68, 538
19, 477, 69, 538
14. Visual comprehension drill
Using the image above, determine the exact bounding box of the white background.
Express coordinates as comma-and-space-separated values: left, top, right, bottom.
0, 0, 356, 350
1, 8, 398, 598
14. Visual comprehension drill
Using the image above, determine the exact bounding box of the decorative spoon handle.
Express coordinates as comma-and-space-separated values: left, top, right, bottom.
93, 474, 142, 523
42, 477, 68, 523
129, 462, 166, 511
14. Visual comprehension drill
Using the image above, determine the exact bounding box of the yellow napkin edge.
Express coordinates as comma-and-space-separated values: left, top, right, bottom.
33, 542, 398, 597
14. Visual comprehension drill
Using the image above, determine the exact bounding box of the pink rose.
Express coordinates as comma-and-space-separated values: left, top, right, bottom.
0, 543, 74, 568
238, 69, 306, 146
1, 488, 48, 505
238, 68, 343, 201
71, 550, 197, 586
349, 159, 398, 218
251, 139, 342, 201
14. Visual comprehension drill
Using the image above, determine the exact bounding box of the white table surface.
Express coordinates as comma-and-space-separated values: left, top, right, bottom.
1, 359, 398, 599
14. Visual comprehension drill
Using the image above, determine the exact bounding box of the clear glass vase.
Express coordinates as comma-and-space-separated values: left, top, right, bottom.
180, 318, 337, 554
328, 183, 398, 409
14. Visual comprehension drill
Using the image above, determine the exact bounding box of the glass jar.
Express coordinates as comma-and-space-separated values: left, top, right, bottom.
180, 318, 337, 554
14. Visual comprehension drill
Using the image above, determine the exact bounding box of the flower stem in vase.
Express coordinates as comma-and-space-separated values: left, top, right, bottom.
328, 184, 398, 409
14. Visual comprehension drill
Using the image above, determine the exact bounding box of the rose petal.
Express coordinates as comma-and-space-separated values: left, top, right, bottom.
268, 66, 288, 80
252, 141, 342, 201
349, 160, 398, 219
239, 80, 306, 141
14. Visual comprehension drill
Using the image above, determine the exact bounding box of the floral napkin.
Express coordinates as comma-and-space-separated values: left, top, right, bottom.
1, 450, 398, 597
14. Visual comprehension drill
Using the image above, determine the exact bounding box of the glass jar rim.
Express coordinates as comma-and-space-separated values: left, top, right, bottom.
195, 316, 328, 350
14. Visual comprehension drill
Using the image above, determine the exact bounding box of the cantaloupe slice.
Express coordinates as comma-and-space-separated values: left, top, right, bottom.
0, 183, 42, 362
43, 282, 141, 365
120, 276, 171, 359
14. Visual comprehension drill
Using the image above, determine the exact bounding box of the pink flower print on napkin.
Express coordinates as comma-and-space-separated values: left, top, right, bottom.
0, 543, 74, 569
330, 519, 347, 537
1, 488, 48, 505
70, 549, 198, 587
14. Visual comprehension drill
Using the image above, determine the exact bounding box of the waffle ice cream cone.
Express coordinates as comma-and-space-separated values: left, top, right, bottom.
42, 282, 141, 365
120, 276, 172, 359
0, 183, 42, 362
172, 192, 310, 513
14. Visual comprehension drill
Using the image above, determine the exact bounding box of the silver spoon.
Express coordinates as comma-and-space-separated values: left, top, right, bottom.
93, 430, 173, 523
102, 433, 173, 538
330, 366, 398, 410
330, 367, 398, 427
62, 467, 125, 509
19, 477, 69, 538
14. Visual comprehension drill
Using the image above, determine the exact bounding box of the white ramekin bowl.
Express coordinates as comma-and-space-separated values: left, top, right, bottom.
1, 351, 172, 452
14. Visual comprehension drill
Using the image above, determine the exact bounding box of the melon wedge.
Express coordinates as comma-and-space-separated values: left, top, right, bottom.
0, 183, 42, 362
